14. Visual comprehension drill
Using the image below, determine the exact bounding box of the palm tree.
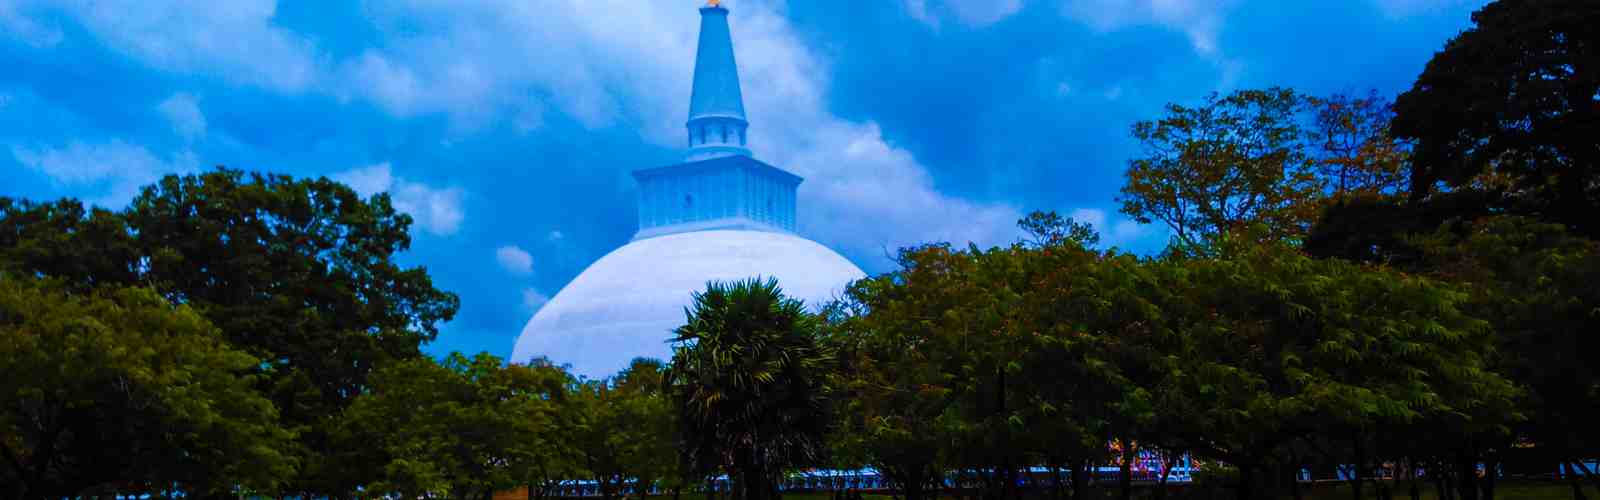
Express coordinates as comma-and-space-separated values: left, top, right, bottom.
664, 277, 835, 500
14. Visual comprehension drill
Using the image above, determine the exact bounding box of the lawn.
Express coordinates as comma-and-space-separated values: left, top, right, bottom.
510, 480, 1578, 500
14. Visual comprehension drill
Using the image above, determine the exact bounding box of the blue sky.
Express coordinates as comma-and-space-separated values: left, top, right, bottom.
0, 0, 1485, 359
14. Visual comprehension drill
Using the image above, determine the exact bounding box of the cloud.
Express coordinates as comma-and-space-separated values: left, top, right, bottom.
1057, 0, 1234, 57
1067, 207, 1150, 247
547, 230, 564, 241
331, 1, 1021, 267
521, 287, 550, 312
11, 140, 198, 208
903, 0, 1026, 29
333, 162, 466, 237
495, 245, 534, 275
331, 0, 692, 131
16, 0, 1023, 267
157, 92, 206, 142
779, 120, 1023, 265
30, 0, 322, 92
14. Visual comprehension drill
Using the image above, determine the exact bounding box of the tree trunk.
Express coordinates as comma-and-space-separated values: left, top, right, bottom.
1407, 459, 1421, 500
1289, 463, 1303, 500
1157, 453, 1178, 500
1354, 438, 1367, 500
1572, 460, 1600, 492
1446, 467, 1459, 500
1070, 460, 1089, 500
1237, 464, 1254, 500
1567, 462, 1591, 500
1049, 464, 1065, 500
1456, 454, 1479, 500
1119, 442, 1134, 500
1480, 454, 1497, 500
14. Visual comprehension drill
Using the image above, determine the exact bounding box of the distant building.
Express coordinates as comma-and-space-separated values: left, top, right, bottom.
510, 1, 866, 379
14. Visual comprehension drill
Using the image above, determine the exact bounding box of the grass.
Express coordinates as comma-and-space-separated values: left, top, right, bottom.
511, 480, 1580, 500
1296, 479, 1575, 500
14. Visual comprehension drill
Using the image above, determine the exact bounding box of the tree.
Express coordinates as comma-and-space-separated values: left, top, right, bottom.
0, 198, 139, 289
0, 168, 463, 494
610, 358, 677, 500
1392, 0, 1600, 239
665, 278, 836, 500
338, 352, 565, 500
1018, 210, 1100, 248
1305, 91, 1409, 201
519, 358, 584, 500
1151, 236, 1518, 500
0, 276, 293, 499
1119, 88, 1321, 248
569, 361, 674, 500
1409, 217, 1600, 499
827, 281, 958, 500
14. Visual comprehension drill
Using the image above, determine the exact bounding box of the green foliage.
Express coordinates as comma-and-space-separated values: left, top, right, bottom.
337, 352, 566, 499
0, 276, 293, 498
1393, 0, 1600, 239
666, 277, 836, 500
1410, 216, 1600, 466
1305, 90, 1409, 201
829, 263, 966, 500
0, 198, 139, 288
1119, 87, 1320, 248
0, 167, 462, 493
827, 216, 1519, 499
568, 358, 677, 500
1018, 210, 1101, 248
1158, 237, 1517, 472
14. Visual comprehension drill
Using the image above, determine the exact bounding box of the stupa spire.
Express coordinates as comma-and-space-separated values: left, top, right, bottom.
685, 0, 750, 161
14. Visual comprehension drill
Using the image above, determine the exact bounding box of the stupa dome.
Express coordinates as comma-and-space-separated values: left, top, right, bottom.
509, 2, 865, 378
510, 230, 865, 379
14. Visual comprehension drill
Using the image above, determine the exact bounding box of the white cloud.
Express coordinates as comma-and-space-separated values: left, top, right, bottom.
34, 0, 322, 92
330, 0, 686, 131
333, 162, 466, 237
547, 230, 565, 241
157, 92, 206, 142
1068, 207, 1150, 247
521, 287, 550, 312
328, 1, 1021, 267
904, 0, 1026, 29
14, 0, 1023, 266
1057, 0, 1234, 57
495, 245, 534, 275
11, 140, 198, 208
1069, 207, 1109, 232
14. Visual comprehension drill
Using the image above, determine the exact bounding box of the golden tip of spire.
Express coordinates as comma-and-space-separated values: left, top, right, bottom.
706, 0, 719, 7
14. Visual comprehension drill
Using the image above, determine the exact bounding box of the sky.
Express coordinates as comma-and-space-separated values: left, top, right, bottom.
0, 0, 1488, 360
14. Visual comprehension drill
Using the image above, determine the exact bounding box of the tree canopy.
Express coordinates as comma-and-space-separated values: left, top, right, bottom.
1392, 0, 1600, 239
666, 277, 836, 500
0, 276, 293, 499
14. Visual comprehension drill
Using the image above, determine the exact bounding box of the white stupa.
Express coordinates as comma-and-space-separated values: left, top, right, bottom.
510, 1, 867, 379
